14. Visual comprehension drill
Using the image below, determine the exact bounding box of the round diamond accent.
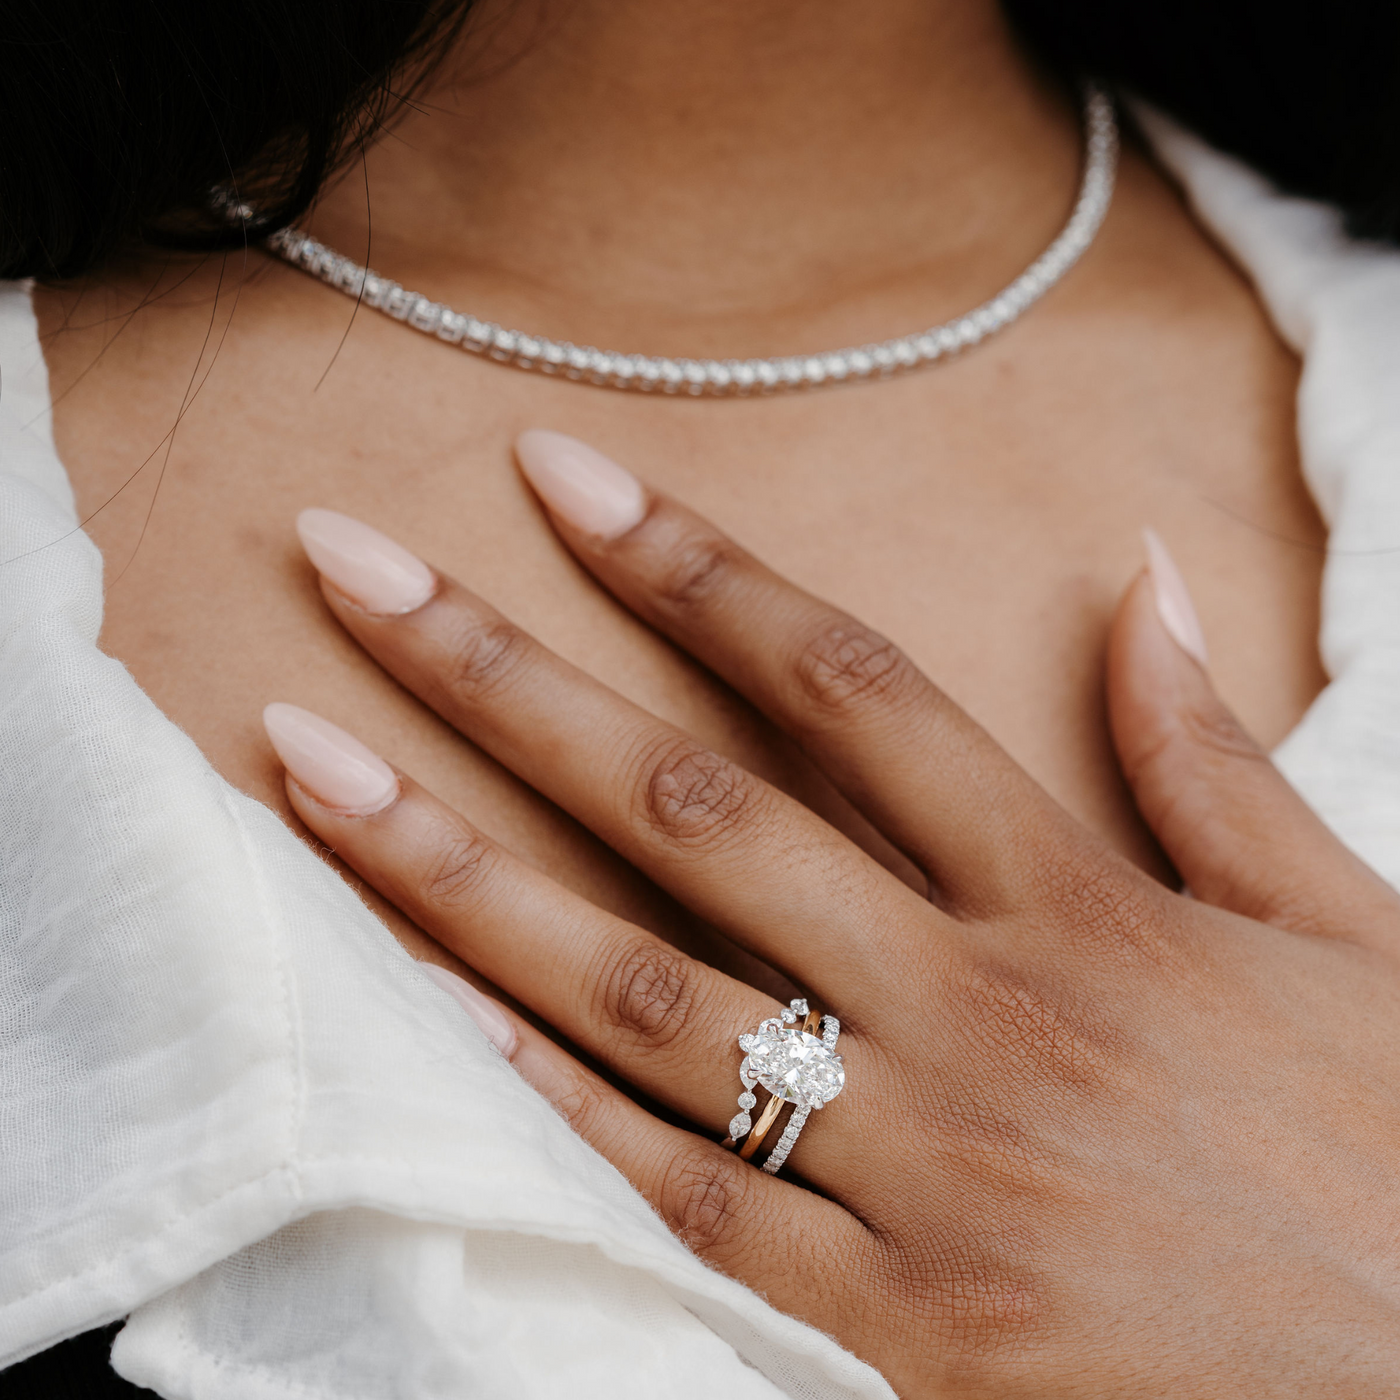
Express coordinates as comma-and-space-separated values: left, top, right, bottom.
744, 1027, 845, 1107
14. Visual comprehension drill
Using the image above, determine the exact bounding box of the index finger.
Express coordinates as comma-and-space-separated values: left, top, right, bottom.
515, 430, 1071, 912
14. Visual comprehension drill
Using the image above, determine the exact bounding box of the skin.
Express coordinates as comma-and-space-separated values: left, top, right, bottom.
36, 0, 1324, 971
275, 466, 1400, 1395
27, 0, 1369, 1383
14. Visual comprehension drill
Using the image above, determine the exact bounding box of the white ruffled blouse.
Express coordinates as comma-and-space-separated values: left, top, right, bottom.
3, 114, 1400, 1399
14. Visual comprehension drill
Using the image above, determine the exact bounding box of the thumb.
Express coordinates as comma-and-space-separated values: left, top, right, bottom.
1106, 530, 1397, 947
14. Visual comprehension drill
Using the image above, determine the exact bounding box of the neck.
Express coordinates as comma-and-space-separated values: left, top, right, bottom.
307, 0, 1084, 357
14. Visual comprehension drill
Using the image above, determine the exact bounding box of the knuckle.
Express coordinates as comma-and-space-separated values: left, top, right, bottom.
597, 940, 701, 1052
884, 1227, 1047, 1375
659, 1146, 751, 1258
443, 617, 531, 704
947, 957, 1120, 1091
912, 1078, 1049, 1188
653, 533, 742, 612
639, 737, 762, 851
793, 620, 919, 716
1122, 699, 1267, 796
1040, 849, 1175, 967
419, 827, 499, 908
1179, 697, 1267, 766
549, 1070, 609, 1137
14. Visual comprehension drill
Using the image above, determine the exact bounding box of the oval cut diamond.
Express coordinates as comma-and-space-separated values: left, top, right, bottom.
744, 1028, 845, 1107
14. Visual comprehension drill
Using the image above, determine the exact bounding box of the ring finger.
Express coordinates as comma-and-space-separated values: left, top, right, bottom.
262, 702, 870, 1177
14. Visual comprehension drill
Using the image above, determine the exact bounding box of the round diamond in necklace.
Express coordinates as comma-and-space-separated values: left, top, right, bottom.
741, 1025, 845, 1108
264, 85, 1116, 396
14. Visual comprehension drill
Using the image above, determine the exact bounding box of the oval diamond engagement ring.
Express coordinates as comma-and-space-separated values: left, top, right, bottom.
724, 998, 844, 1176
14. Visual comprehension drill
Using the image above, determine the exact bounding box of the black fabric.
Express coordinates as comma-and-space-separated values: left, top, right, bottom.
1005, 0, 1400, 244
0, 0, 471, 277
0, 1327, 157, 1400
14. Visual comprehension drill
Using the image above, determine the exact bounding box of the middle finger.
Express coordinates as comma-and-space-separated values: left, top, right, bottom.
296, 509, 939, 1010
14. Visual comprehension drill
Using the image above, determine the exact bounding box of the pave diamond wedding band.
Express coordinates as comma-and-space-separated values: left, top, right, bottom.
725, 998, 844, 1176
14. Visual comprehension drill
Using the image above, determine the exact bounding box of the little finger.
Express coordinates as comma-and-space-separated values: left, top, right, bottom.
505, 1010, 874, 1335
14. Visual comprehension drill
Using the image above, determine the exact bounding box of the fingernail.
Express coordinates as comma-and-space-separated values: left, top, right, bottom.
262, 702, 399, 814
296, 508, 437, 615
422, 964, 518, 1057
1143, 529, 1209, 667
515, 429, 646, 539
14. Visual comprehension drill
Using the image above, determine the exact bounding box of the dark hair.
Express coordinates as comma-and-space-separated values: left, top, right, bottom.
1004, 0, 1400, 245
2, 0, 1397, 280
0, 0, 472, 279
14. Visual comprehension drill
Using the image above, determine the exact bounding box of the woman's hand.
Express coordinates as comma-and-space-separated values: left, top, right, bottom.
264, 431, 1400, 1397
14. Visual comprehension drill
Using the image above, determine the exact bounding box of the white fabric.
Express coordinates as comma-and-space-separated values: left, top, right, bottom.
1138, 117, 1400, 873
1, 115, 1399, 1399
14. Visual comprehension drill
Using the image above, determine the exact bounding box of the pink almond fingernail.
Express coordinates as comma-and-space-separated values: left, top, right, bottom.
422, 964, 518, 1058
1143, 528, 1209, 668
297, 508, 437, 615
515, 430, 646, 539
263, 702, 399, 814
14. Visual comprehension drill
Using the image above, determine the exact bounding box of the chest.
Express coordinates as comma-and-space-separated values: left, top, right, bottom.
36, 240, 1324, 948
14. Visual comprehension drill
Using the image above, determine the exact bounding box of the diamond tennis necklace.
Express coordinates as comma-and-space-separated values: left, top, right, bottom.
268, 86, 1116, 397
